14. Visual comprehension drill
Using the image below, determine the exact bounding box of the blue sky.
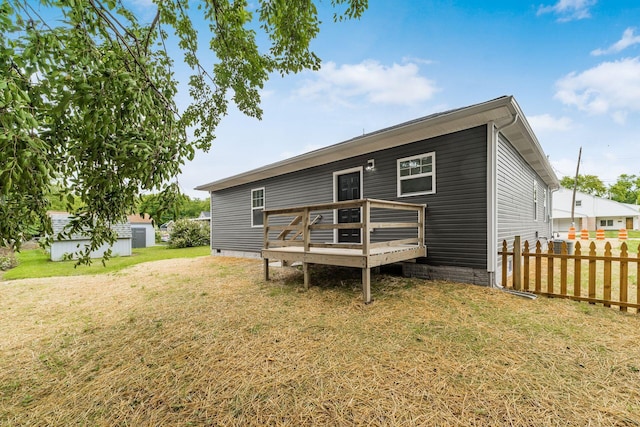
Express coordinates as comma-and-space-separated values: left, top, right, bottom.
136, 1, 640, 197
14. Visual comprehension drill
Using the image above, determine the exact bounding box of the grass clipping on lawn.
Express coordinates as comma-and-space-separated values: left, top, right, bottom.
1, 257, 640, 426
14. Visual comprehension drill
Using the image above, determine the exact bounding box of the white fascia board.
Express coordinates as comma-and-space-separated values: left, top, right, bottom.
500, 101, 560, 190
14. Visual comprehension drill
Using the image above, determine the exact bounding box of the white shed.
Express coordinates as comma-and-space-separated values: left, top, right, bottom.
128, 214, 155, 248
49, 213, 132, 261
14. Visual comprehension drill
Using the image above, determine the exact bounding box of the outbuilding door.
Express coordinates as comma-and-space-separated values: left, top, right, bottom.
336, 170, 361, 243
132, 227, 147, 248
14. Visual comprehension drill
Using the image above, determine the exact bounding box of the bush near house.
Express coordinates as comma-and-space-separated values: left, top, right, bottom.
168, 219, 210, 248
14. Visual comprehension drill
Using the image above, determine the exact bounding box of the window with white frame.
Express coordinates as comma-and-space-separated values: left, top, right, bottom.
533, 180, 538, 221
397, 152, 435, 197
543, 189, 548, 222
251, 188, 265, 227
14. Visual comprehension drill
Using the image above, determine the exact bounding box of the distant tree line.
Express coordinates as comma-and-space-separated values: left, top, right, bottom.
46, 189, 209, 228
560, 174, 640, 204
138, 193, 209, 226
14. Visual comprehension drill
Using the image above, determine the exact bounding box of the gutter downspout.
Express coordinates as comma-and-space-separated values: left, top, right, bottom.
550, 187, 559, 238
487, 113, 519, 289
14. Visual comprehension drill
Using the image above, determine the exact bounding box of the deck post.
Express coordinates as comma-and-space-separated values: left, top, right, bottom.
302, 207, 310, 252
263, 210, 270, 281
362, 200, 370, 256
362, 267, 372, 304
418, 205, 425, 248
303, 262, 310, 290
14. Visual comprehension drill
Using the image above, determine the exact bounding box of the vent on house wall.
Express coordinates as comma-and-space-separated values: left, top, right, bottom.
507, 259, 513, 275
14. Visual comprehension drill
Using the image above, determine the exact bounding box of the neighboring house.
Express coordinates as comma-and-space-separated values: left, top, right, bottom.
49, 213, 132, 261
552, 188, 640, 233
192, 211, 211, 221
158, 220, 174, 243
128, 214, 155, 248
159, 220, 174, 232
196, 96, 559, 287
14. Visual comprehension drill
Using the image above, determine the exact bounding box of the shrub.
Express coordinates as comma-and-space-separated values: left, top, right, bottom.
0, 248, 18, 271
168, 219, 210, 248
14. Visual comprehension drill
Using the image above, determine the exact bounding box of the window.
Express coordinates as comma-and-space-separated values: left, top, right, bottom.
575, 200, 582, 207
543, 189, 548, 222
251, 188, 265, 227
533, 181, 538, 221
397, 152, 435, 197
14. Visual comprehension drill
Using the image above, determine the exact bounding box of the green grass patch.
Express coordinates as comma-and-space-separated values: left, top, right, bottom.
602, 229, 640, 239
2, 245, 210, 280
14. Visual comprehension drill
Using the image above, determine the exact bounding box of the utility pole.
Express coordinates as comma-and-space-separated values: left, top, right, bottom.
570, 147, 582, 228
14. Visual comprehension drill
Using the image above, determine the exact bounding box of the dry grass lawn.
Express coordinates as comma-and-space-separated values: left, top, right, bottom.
1, 256, 640, 426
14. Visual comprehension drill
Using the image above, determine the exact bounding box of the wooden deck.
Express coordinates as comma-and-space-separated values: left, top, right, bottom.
262, 198, 426, 303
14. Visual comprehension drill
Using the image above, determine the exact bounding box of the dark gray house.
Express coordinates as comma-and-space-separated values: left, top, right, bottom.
196, 96, 559, 288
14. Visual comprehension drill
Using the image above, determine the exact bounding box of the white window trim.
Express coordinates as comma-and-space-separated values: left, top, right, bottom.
397, 152, 436, 198
543, 188, 548, 223
251, 187, 265, 228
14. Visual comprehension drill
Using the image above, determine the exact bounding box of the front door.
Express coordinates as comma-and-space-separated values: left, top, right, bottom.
336, 171, 361, 243
627, 217, 633, 230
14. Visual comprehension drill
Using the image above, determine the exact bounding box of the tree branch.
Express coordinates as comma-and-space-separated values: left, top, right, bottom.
143, 8, 161, 54
86, 0, 181, 118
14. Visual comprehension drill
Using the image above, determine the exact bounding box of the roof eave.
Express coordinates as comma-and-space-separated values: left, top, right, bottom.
500, 101, 560, 190
196, 96, 559, 192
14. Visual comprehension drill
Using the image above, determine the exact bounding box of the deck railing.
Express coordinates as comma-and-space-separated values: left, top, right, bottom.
263, 198, 426, 256
500, 236, 640, 313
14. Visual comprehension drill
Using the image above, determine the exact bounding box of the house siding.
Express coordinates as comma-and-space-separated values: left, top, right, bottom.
211, 126, 488, 273
496, 134, 552, 282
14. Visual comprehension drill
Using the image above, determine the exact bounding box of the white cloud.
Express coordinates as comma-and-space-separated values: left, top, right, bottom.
401, 56, 436, 66
610, 110, 628, 124
591, 28, 640, 56
554, 57, 640, 122
528, 114, 574, 132
259, 89, 275, 100
294, 60, 439, 107
537, 0, 596, 22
